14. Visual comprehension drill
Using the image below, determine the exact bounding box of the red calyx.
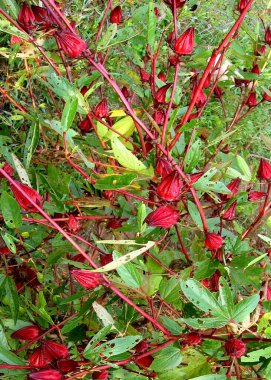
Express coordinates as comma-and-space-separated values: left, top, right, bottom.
144, 206, 180, 228
71, 270, 104, 289
221, 201, 237, 221
28, 369, 63, 380
140, 68, 150, 82
158, 71, 167, 82
265, 27, 271, 45
191, 83, 206, 108
157, 170, 183, 201
214, 85, 223, 99
29, 346, 52, 368
238, 0, 249, 12
10, 180, 44, 212
0, 162, 14, 177
79, 116, 91, 132
263, 90, 271, 102
110, 6, 122, 24
248, 191, 266, 201
224, 338, 247, 358
42, 340, 69, 360
246, 92, 257, 108
155, 157, 173, 178
226, 178, 241, 199
153, 110, 165, 126
17, 2, 35, 32
92, 370, 109, 379
174, 27, 195, 55
155, 84, 172, 104
257, 158, 271, 181
136, 355, 154, 368
182, 332, 202, 346
94, 98, 108, 118
164, 0, 186, 10
57, 359, 77, 373
55, 30, 87, 58
107, 218, 123, 229
11, 325, 41, 341
205, 232, 223, 250
121, 86, 130, 98
31, 5, 52, 30
67, 215, 80, 232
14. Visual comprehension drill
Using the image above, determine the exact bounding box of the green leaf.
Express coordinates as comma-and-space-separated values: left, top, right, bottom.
1, 191, 22, 228
5, 277, 19, 324
189, 376, 226, 380
93, 335, 142, 358
241, 346, 271, 363
1, 232, 17, 253
236, 155, 251, 181
218, 277, 234, 315
84, 325, 112, 357
61, 96, 78, 131
114, 251, 143, 288
0, 344, 25, 365
183, 316, 228, 329
180, 279, 228, 318
147, 2, 157, 52
97, 23, 118, 50
111, 136, 147, 171
0, 18, 27, 39
159, 277, 181, 304
23, 120, 40, 168
232, 294, 259, 323
150, 346, 182, 372
93, 241, 155, 273
184, 140, 203, 173
187, 200, 204, 231
94, 173, 137, 190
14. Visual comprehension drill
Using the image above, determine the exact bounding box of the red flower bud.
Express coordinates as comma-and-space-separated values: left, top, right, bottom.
166, 31, 174, 44
221, 201, 237, 221
265, 27, 271, 45
168, 54, 181, 66
11, 325, 41, 341
67, 215, 80, 232
174, 27, 195, 55
29, 347, 52, 368
155, 84, 171, 104
121, 86, 130, 98
246, 92, 257, 108
224, 338, 247, 358
205, 233, 223, 250
93, 370, 109, 379
251, 64, 261, 75
55, 30, 86, 58
155, 157, 173, 178
248, 191, 266, 201
29, 370, 63, 380
182, 332, 202, 346
191, 84, 206, 108
226, 178, 241, 198
57, 359, 77, 373
10, 180, 43, 212
153, 110, 165, 126
255, 45, 266, 56
17, 2, 35, 32
157, 171, 183, 201
263, 90, 271, 102
136, 355, 154, 368
158, 71, 167, 82
79, 116, 91, 132
110, 6, 122, 24
214, 85, 223, 99
31, 5, 52, 30
238, 0, 249, 12
257, 158, 271, 181
94, 98, 108, 118
42, 340, 69, 360
202, 73, 211, 89
140, 68, 150, 82
144, 206, 180, 228
71, 270, 104, 289
107, 218, 123, 229
0, 162, 14, 177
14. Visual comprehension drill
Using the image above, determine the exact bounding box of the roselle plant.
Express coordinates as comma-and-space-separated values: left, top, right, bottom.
0, 0, 271, 379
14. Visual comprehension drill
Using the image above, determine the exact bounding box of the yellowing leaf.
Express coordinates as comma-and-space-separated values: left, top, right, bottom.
106, 116, 135, 138
111, 136, 147, 171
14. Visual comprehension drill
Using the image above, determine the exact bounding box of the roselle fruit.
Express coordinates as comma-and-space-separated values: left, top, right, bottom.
265, 27, 271, 45
224, 338, 247, 358
42, 340, 69, 360
174, 27, 195, 55
263, 90, 271, 102
164, 0, 186, 10
153, 110, 165, 126
10, 180, 43, 212
205, 232, 223, 250
155, 157, 173, 178
11, 325, 41, 341
121, 86, 130, 98
17, 2, 35, 32
57, 359, 77, 373
226, 178, 241, 198
110, 6, 122, 24
144, 206, 180, 228
246, 92, 257, 108
31, 5, 52, 30
79, 116, 91, 132
157, 171, 183, 201
0, 162, 14, 177
182, 332, 202, 346
257, 158, 271, 181
29, 347, 52, 368
158, 71, 167, 82
94, 98, 108, 118
238, 0, 249, 12
136, 355, 154, 368
28, 370, 63, 380
155, 83, 171, 104
221, 201, 237, 221
67, 215, 80, 232
92, 370, 109, 379
248, 191, 266, 201
55, 30, 87, 58
71, 270, 104, 289
140, 68, 150, 82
